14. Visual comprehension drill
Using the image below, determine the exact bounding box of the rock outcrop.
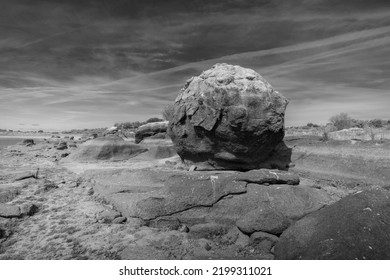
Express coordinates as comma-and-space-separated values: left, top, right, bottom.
274, 188, 390, 259
67, 135, 148, 162
92, 168, 333, 234
135, 121, 168, 144
168, 63, 289, 170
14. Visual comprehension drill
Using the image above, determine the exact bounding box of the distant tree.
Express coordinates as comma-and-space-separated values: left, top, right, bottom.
329, 113, 354, 131
369, 119, 383, 128
351, 119, 365, 128
307, 123, 320, 128
146, 117, 164, 123
162, 103, 175, 122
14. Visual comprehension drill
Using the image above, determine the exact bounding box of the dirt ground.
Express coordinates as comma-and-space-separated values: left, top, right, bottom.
0, 136, 389, 260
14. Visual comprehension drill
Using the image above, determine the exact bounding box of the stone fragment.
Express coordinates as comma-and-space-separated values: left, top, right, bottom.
0, 204, 21, 218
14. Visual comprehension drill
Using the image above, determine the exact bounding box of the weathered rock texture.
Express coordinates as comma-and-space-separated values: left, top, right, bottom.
135, 121, 168, 144
67, 135, 148, 162
92, 168, 334, 235
168, 63, 288, 170
274, 188, 390, 259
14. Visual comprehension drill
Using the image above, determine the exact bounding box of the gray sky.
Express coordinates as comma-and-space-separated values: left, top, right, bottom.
1, 0, 389, 130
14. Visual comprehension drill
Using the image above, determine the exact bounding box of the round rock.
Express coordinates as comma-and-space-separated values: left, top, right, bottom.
168, 63, 288, 170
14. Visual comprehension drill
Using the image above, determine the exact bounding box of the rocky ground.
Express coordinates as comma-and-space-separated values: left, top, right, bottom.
0, 136, 389, 260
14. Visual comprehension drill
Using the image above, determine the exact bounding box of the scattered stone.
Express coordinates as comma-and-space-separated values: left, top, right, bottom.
0, 204, 21, 218
274, 189, 390, 260
22, 139, 35, 145
56, 141, 68, 150
97, 209, 121, 223
20, 203, 38, 216
112, 216, 127, 224
87, 187, 94, 195
66, 135, 148, 162
68, 142, 77, 148
168, 63, 289, 170
189, 165, 197, 171
178, 224, 189, 233
135, 121, 168, 144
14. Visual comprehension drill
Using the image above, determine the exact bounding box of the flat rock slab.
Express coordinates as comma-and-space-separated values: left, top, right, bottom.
0, 204, 21, 218
174, 183, 331, 227
274, 188, 390, 260
92, 168, 328, 233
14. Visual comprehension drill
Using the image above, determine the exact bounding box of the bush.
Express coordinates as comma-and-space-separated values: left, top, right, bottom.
307, 123, 320, 128
329, 113, 354, 131
369, 119, 383, 128
162, 103, 175, 122
146, 117, 164, 123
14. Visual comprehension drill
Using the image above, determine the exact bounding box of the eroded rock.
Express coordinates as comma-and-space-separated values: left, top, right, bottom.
67, 135, 148, 162
274, 188, 390, 260
135, 121, 168, 144
168, 63, 289, 170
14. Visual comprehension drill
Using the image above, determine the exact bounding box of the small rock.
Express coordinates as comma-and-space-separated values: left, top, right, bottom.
87, 187, 94, 195
178, 224, 189, 233
204, 243, 212, 251
189, 165, 197, 171
22, 139, 35, 145
56, 142, 68, 150
0, 204, 21, 218
97, 209, 121, 223
112, 216, 127, 224
20, 203, 38, 216
60, 152, 70, 158
147, 217, 181, 230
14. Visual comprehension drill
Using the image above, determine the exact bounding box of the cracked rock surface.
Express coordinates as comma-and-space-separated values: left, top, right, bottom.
168, 63, 289, 170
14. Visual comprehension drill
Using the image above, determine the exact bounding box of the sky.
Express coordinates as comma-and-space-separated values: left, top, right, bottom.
0, 0, 390, 130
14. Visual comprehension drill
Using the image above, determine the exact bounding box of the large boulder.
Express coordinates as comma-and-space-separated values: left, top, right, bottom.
67, 135, 148, 162
135, 121, 168, 144
168, 63, 289, 170
274, 188, 390, 259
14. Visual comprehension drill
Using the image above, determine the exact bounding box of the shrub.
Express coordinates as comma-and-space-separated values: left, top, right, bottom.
369, 119, 383, 128
321, 130, 329, 142
329, 113, 354, 131
162, 103, 175, 122
146, 117, 164, 123
351, 119, 365, 128
307, 123, 320, 128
